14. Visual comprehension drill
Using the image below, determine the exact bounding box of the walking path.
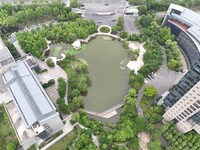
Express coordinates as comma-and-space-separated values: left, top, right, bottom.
86, 102, 124, 118
34, 57, 68, 104
40, 114, 99, 150
13, 41, 26, 56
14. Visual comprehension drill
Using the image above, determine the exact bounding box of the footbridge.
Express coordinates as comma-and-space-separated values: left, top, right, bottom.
86, 102, 124, 119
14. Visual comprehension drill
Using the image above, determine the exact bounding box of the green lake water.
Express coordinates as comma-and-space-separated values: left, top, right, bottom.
77, 36, 130, 113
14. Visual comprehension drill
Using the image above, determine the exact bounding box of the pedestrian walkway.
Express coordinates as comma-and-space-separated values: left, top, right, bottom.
86, 102, 124, 118
34, 57, 68, 104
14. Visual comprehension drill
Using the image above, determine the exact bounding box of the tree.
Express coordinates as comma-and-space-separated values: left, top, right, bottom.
120, 31, 128, 39
17, 11, 26, 22
129, 0, 146, 5
35, 7, 44, 18
57, 77, 67, 98
69, 96, 84, 112
138, 5, 147, 15
144, 85, 158, 98
59, 103, 70, 114
117, 16, 124, 31
167, 59, 177, 70
148, 140, 162, 150
5, 16, 17, 27
139, 14, 154, 28
112, 25, 118, 34
70, 112, 80, 124
70, 0, 81, 8
78, 82, 87, 94
26, 8, 35, 20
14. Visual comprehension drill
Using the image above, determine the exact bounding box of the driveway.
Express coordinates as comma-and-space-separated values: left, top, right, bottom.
136, 54, 180, 117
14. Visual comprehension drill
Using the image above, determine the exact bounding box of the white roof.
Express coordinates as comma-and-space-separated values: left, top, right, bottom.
2, 62, 57, 127
72, 40, 81, 48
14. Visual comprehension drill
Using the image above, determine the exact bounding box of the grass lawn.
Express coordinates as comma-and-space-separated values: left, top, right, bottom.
0, 105, 19, 149
47, 126, 81, 150
53, 46, 62, 57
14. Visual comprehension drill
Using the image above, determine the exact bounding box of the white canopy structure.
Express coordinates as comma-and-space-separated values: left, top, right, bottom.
72, 40, 81, 50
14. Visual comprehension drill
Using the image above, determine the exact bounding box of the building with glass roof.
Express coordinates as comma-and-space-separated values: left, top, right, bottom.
2, 61, 63, 140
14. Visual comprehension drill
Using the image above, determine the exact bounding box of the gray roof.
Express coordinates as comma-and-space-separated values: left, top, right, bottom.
2, 62, 57, 127
180, 8, 200, 27
187, 26, 200, 41
180, 8, 200, 43
0, 37, 14, 66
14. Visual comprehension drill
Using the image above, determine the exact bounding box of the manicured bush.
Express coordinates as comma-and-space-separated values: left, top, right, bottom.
59, 103, 70, 114
36, 68, 48, 74
46, 58, 55, 67
57, 77, 67, 98
42, 79, 55, 88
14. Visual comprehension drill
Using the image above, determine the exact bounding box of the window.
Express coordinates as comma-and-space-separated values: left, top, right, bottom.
197, 100, 200, 105
194, 103, 200, 109
190, 105, 197, 111
187, 108, 193, 113
184, 110, 190, 115
181, 112, 187, 117
179, 114, 184, 119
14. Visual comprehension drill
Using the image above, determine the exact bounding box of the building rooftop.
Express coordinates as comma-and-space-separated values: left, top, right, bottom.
180, 8, 200, 27
2, 62, 57, 127
0, 37, 14, 67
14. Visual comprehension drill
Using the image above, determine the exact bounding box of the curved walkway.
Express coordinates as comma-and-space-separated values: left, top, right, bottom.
85, 102, 124, 119
34, 57, 68, 105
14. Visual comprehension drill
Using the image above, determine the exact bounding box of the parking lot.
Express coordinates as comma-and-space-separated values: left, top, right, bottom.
80, 0, 140, 34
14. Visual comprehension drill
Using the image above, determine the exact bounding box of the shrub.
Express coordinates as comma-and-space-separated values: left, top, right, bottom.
120, 31, 128, 39
42, 79, 55, 88
36, 68, 48, 74
57, 77, 67, 98
57, 97, 64, 104
46, 58, 55, 67
59, 103, 70, 114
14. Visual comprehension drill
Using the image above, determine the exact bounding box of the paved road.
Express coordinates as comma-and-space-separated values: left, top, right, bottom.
136, 53, 179, 117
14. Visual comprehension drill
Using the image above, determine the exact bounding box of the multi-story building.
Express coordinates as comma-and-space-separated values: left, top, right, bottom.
162, 4, 200, 133
162, 3, 200, 66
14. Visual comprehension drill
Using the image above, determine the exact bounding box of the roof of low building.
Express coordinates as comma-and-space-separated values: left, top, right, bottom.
2, 62, 57, 127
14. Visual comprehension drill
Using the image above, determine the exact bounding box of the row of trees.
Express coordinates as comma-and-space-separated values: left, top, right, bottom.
165, 40, 183, 71
162, 124, 200, 150
129, 0, 200, 15
0, 2, 79, 32
17, 19, 97, 59
17, 30, 47, 59
112, 16, 124, 34
130, 14, 182, 73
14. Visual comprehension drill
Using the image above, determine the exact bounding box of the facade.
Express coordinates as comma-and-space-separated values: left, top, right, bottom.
2, 62, 63, 140
162, 3, 200, 66
162, 4, 200, 134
